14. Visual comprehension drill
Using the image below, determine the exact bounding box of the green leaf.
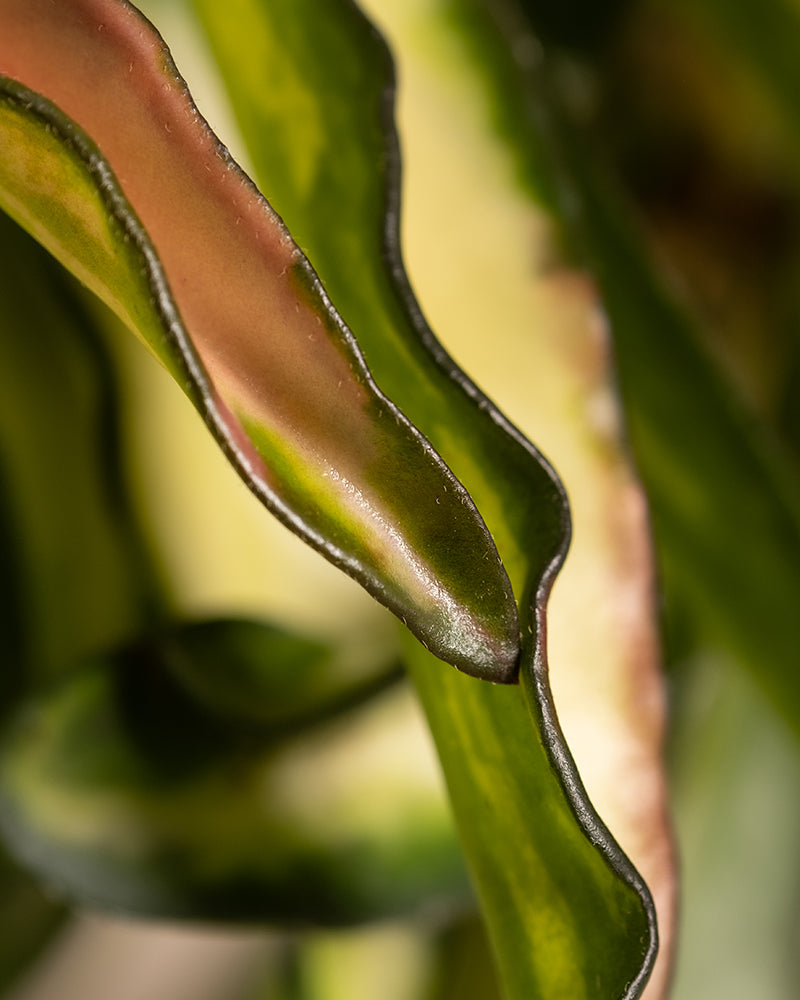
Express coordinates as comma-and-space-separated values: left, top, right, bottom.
0, 844, 66, 993
668, 652, 800, 1000
0, 1, 672, 995
191, 0, 666, 996
0, 0, 519, 682
188, 0, 569, 612
422, 914, 503, 1000
0, 638, 467, 923
150, 617, 402, 731
490, 0, 800, 737
447, 0, 800, 738
0, 208, 154, 689
666, 0, 800, 149
408, 644, 656, 1000
572, 171, 800, 737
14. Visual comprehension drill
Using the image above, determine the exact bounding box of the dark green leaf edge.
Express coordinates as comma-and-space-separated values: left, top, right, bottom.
329, 2, 659, 993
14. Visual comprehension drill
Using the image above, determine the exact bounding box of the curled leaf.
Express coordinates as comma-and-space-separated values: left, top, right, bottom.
0, 0, 519, 681
192, 0, 667, 996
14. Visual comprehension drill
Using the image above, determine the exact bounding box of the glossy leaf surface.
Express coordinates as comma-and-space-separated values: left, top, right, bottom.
0, 0, 519, 682
192, 0, 668, 996
408, 643, 656, 1000
189, 0, 569, 611
0, 0, 672, 995
0, 219, 457, 924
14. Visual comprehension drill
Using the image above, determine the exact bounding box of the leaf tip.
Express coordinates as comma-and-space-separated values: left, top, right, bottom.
418, 583, 521, 684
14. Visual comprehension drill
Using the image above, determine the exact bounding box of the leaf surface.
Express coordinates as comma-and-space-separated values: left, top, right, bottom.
0, 0, 673, 994
0, 0, 519, 682
191, 0, 668, 996
0, 213, 454, 923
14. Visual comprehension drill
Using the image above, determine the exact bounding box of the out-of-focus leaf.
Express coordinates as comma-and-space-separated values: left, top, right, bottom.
0, 0, 520, 682
152, 617, 402, 731
0, 210, 153, 688
516, 0, 631, 50
569, 168, 800, 736
451, 0, 800, 739
192, 0, 667, 996
422, 914, 502, 1000
0, 459, 28, 717
0, 650, 467, 923
0, 845, 66, 993
666, 0, 800, 153
668, 652, 800, 1000
247, 923, 432, 1000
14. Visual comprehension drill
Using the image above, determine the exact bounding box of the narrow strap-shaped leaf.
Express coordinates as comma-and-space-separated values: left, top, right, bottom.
189, 0, 569, 613
407, 641, 657, 1000
0, 2, 667, 995
191, 0, 664, 996
0, 0, 519, 682
0, 205, 433, 922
